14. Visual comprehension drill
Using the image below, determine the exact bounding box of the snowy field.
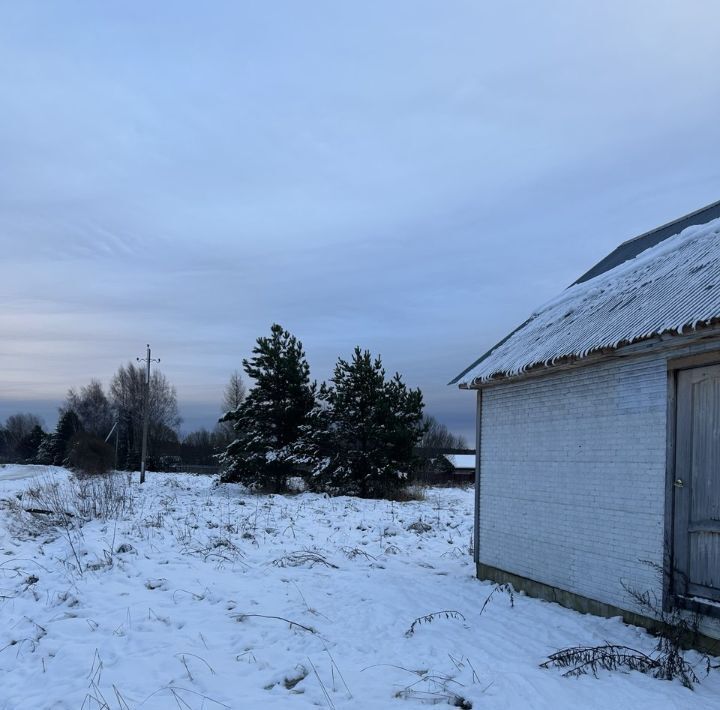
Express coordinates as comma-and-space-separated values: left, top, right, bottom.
0, 466, 717, 709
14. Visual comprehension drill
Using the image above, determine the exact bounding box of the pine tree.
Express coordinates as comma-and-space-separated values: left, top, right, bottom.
219, 324, 315, 492
301, 347, 426, 498
16, 424, 46, 462
49, 410, 82, 466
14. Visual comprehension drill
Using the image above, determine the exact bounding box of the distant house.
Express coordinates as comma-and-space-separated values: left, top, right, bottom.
446, 454, 476, 478
452, 201, 720, 641
414, 449, 476, 485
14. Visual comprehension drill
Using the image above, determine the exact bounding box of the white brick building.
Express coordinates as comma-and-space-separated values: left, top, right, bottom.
453, 202, 720, 641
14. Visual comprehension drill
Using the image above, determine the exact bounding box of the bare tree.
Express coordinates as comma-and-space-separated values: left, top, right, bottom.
217, 370, 246, 441
63, 380, 114, 439
1, 413, 44, 460
420, 415, 468, 450
109, 363, 181, 463
223, 370, 246, 414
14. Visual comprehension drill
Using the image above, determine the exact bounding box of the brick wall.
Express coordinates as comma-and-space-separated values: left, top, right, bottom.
478, 353, 668, 614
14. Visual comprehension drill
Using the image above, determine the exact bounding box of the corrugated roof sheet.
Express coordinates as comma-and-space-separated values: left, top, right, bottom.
454, 216, 720, 387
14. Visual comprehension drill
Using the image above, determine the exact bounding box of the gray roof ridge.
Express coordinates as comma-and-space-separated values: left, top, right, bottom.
573, 198, 720, 285
615, 197, 720, 250
450, 198, 720, 387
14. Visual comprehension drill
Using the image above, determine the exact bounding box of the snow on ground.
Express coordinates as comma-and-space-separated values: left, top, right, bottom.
0, 465, 717, 709
0, 464, 58, 482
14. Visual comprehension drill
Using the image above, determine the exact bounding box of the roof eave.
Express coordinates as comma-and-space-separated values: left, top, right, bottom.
458, 322, 720, 390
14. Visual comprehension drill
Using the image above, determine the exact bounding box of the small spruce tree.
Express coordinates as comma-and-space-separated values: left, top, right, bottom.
35, 432, 54, 465
219, 324, 315, 492
49, 410, 82, 466
16, 424, 46, 462
300, 347, 426, 498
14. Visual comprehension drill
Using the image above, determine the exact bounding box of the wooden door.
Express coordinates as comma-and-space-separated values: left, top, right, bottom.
673, 365, 720, 603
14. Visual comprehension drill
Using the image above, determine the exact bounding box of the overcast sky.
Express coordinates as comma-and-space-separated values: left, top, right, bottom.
2, 1, 720, 442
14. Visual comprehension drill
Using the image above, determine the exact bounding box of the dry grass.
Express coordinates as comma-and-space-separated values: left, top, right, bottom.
386, 485, 426, 502
19, 472, 134, 526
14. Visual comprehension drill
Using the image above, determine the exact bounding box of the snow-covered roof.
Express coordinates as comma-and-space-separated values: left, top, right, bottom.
447, 454, 476, 470
454, 212, 720, 388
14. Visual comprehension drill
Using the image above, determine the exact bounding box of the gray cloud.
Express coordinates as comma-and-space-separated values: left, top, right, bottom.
2, 1, 720, 443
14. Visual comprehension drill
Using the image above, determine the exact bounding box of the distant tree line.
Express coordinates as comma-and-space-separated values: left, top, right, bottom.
0, 413, 46, 463
0, 366, 174, 471
0, 362, 188, 471
0, 363, 245, 471
1, 330, 466, 489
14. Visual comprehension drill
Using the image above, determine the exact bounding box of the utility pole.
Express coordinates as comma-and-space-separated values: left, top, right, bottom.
137, 344, 160, 484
